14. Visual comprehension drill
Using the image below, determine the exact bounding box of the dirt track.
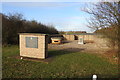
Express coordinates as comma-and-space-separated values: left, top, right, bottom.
48, 40, 110, 54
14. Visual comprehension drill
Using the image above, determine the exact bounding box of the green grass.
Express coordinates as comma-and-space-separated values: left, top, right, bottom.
2, 45, 118, 78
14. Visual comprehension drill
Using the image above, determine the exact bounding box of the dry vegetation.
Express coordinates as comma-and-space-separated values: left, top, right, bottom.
48, 40, 118, 64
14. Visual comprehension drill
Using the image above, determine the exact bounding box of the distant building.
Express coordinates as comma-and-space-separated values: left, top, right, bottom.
65, 31, 86, 34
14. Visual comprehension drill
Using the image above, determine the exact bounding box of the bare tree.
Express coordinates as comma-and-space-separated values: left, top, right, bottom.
82, 2, 120, 48
83, 2, 119, 30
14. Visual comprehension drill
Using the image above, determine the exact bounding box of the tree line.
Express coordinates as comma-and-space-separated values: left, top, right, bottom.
1, 13, 58, 46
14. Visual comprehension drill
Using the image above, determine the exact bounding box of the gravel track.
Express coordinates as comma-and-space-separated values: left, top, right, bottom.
48, 40, 110, 54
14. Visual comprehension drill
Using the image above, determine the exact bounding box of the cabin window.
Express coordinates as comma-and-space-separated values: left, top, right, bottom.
26, 37, 38, 48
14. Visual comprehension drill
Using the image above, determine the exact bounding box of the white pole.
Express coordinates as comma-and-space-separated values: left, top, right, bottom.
93, 75, 97, 80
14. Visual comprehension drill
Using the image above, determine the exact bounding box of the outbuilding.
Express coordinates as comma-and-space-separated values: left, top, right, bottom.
19, 33, 48, 59
51, 37, 62, 44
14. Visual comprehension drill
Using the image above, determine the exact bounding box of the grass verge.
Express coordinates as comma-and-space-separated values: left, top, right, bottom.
2, 45, 118, 78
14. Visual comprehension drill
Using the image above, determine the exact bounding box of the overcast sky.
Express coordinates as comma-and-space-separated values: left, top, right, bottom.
2, 2, 97, 33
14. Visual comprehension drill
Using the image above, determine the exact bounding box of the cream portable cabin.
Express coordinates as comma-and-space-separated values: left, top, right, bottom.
19, 33, 48, 59
51, 37, 62, 44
